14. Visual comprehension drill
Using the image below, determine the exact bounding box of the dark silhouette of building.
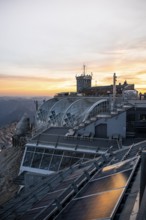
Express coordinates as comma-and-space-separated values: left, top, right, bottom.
77, 72, 135, 96
76, 65, 92, 93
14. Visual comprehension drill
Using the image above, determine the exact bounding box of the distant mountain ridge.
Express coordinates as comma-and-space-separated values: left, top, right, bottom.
0, 97, 49, 127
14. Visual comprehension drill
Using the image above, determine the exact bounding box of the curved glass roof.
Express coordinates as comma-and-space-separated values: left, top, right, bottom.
62, 98, 100, 126
36, 97, 109, 128
47, 98, 76, 126
36, 98, 59, 128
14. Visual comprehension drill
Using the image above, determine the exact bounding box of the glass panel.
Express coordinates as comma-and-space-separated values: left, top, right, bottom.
49, 155, 62, 171
64, 151, 73, 157
40, 154, 52, 170
60, 156, 72, 170
31, 153, 42, 168
23, 152, 34, 167
53, 149, 64, 155
58, 189, 123, 220
27, 146, 35, 152
91, 169, 132, 190
35, 147, 44, 153
71, 152, 84, 158
44, 148, 54, 154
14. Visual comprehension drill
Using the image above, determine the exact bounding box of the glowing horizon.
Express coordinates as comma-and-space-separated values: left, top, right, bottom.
0, 70, 145, 97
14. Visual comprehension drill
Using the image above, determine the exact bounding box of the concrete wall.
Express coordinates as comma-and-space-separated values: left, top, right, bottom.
107, 112, 126, 138
78, 111, 126, 138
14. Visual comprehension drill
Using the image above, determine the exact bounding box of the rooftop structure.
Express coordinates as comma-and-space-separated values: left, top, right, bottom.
75, 67, 135, 96
1, 73, 146, 220
76, 65, 92, 93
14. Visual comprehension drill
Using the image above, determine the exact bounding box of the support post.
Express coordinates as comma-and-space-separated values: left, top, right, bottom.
140, 150, 146, 205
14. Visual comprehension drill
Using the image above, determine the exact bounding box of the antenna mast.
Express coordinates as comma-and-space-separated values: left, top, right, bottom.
113, 73, 117, 110
83, 64, 86, 75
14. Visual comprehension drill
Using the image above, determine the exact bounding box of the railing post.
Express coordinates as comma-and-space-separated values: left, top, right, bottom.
140, 150, 146, 205
55, 198, 62, 211
71, 182, 78, 193
84, 170, 90, 180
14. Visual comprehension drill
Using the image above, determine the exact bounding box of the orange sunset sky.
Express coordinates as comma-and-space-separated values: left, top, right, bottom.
0, 0, 146, 96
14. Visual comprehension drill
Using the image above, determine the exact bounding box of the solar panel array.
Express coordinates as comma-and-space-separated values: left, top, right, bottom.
56, 162, 136, 220
21, 157, 138, 220
21, 160, 101, 220
0, 142, 142, 220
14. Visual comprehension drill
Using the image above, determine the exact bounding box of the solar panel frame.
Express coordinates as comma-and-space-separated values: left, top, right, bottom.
55, 188, 124, 220
76, 169, 132, 198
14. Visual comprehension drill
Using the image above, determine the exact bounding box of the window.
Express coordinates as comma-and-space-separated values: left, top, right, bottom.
27, 146, 35, 152
31, 153, 42, 168
49, 155, 62, 171
35, 147, 44, 153
60, 157, 72, 170
54, 150, 64, 155
40, 154, 52, 170
64, 151, 73, 157
23, 152, 34, 167
45, 148, 54, 154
